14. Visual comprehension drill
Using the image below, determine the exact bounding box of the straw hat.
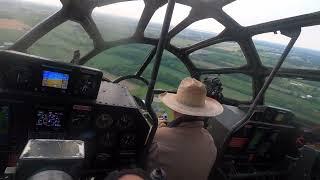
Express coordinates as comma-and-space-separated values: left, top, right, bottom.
159, 77, 223, 117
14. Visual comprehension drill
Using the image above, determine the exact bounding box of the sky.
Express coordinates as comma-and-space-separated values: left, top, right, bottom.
20, 0, 320, 50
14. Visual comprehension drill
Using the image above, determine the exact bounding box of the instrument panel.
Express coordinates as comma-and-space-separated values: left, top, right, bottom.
249, 105, 295, 125
209, 105, 300, 179
0, 50, 153, 173
0, 51, 103, 99
225, 105, 297, 158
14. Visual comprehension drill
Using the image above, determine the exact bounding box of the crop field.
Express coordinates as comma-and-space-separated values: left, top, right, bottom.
0, 0, 319, 123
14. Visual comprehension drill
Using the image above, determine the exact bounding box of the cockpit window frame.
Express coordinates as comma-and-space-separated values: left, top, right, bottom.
5, 0, 320, 108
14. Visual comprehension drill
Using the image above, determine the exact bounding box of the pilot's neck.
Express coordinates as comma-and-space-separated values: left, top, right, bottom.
173, 111, 205, 121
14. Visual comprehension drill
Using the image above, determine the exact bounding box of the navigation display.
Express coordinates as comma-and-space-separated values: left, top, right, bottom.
0, 105, 9, 144
36, 110, 63, 130
42, 70, 69, 89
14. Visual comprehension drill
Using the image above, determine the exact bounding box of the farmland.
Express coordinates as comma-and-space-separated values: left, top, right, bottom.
0, 0, 319, 123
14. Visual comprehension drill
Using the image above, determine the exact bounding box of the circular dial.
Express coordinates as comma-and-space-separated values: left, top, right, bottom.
117, 114, 134, 129
80, 79, 93, 94
98, 132, 116, 147
8, 66, 33, 89
120, 134, 136, 148
96, 114, 113, 129
71, 112, 91, 129
96, 153, 111, 161
76, 75, 95, 95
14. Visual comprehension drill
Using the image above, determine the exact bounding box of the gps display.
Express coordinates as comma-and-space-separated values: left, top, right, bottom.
42, 70, 69, 89
36, 109, 63, 130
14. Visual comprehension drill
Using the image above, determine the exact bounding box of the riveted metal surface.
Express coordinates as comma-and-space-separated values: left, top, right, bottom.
96, 82, 138, 109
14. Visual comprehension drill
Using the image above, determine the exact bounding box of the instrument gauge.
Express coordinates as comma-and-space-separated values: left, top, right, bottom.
120, 134, 136, 148
7, 66, 33, 89
96, 114, 113, 129
96, 153, 111, 161
99, 132, 116, 147
71, 113, 90, 128
75, 74, 96, 95
118, 114, 134, 129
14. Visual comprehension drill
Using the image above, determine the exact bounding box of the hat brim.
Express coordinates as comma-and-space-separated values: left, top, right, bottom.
159, 92, 223, 117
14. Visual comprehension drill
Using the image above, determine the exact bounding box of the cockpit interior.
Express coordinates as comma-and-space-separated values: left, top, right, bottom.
0, 51, 152, 178
0, 0, 319, 179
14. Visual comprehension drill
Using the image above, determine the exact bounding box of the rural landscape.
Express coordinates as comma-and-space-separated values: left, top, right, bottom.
0, 0, 319, 124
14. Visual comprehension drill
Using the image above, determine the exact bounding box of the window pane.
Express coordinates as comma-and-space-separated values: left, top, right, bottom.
253, 32, 290, 67
140, 51, 190, 120
284, 26, 320, 70
145, 3, 191, 39
190, 42, 247, 69
152, 94, 174, 121
223, 0, 320, 26
254, 26, 320, 70
201, 74, 252, 101
92, 1, 144, 41
27, 21, 93, 61
170, 18, 225, 48
142, 50, 190, 90
118, 79, 147, 100
265, 77, 320, 124
85, 44, 154, 79
0, 0, 61, 48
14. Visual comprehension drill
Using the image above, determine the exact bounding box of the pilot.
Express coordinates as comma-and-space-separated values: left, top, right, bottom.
147, 77, 223, 180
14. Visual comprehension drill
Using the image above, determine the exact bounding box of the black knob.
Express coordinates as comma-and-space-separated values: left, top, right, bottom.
150, 168, 166, 180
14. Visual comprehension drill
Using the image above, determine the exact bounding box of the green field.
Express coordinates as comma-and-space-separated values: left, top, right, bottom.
0, 0, 319, 123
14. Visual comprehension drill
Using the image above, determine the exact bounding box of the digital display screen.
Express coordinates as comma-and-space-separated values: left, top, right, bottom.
42, 70, 69, 89
36, 110, 63, 130
0, 105, 9, 144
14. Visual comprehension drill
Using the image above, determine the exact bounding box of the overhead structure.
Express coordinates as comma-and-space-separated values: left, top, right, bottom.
9, 0, 320, 106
